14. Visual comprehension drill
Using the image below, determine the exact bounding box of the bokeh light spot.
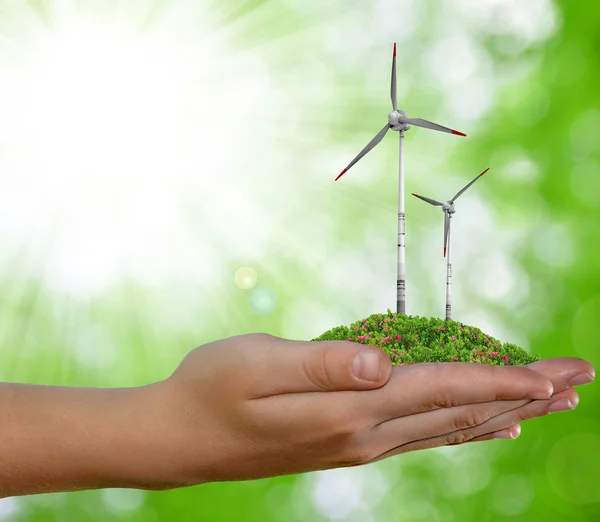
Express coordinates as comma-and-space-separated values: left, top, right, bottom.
546, 432, 600, 505
496, 151, 540, 183
281, 299, 345, 340
480, 252, 517, 301
248, 286, 278, 316
572, 294, 600, 362
570, 108, 600, 160
532, 223, 574, 268
0, 497, 20, 519
311, 468, 362, 520
234, 266, 258, 290
101, 488, 146, 513
569, 160, 600, 208
73, 325, 118, 369
491, 473, 535, 515
426, 33, 480, 86
444, 456, 492, 496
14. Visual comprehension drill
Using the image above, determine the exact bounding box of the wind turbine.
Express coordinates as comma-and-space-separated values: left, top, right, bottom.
412, 167, 490, 321
335, 42, 467, 315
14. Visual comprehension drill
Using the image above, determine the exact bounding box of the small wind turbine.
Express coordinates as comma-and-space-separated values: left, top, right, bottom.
335, 43, 466, 315
412, 167, 490, 321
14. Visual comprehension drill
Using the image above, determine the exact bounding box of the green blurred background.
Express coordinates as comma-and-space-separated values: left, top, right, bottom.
0, 0, 598, 520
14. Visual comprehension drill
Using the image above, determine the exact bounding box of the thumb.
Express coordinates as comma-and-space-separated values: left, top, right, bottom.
303, 341, 393, 391
252, 338, 393, 395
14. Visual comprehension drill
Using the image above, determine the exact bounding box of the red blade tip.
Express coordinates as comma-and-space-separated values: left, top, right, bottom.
393, 43, 396, 57
481, 167, 490, 176
335, 168, 348, 181
444, 247, 447, 257
412, 193, 418, 197
451, 130, 467, 137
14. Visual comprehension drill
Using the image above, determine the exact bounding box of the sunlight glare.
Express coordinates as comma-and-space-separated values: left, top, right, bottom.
0, 9, 272, 296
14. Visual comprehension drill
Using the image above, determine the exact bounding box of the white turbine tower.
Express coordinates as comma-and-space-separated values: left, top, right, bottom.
412, 167, 490, 321
335, 43, 466, 315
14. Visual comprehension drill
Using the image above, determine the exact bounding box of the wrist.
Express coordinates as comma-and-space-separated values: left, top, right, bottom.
83, 380, 200, 492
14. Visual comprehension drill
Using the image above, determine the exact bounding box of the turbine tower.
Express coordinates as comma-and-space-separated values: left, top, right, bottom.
335, 43, 466, 315
412, 168, 490, 320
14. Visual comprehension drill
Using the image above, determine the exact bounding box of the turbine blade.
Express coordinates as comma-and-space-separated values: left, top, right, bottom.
451, 167, 490, 202
402, 117, 466, 137
390, 43, 397, 112
411, 193, 443, 206
335, 124, 391, 181
444, 211, 449, 258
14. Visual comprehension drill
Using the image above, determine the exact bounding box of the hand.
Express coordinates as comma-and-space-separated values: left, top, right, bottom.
154, 334, 594, 486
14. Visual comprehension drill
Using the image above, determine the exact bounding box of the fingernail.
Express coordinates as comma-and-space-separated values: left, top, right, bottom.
352, 350, 382, 382
528, 387, 554, 400
494, 425, 521, 439
568, 372, 595, 387
548, 398, 576, 413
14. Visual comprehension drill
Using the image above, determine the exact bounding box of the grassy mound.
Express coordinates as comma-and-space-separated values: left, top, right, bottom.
312, 310, 540, 366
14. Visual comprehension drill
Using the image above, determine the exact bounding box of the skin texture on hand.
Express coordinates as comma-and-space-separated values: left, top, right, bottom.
161, 334, 594, 486
0, 333, 594, 497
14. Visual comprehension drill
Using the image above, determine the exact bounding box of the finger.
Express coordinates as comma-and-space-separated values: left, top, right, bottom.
368, 387, 579, 462
526, 357, 595, 392
466, 388, 578, 441
471, 423, 521, 442
247, 338, 392, 398
471, 357, 595, 439
356, 362, 554, 423
370, 397, 532, 449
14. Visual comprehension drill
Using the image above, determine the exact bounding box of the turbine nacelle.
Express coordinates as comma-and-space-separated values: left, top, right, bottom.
388, 110, 411, 132
442, 201, 456, 214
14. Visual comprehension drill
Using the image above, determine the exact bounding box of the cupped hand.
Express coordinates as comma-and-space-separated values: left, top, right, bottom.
156, 334, 594, 486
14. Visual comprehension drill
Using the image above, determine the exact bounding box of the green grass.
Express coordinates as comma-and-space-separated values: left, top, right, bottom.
312, 310, 540, 366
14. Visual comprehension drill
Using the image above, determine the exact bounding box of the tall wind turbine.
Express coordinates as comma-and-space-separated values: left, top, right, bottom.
412, 167, 490, 320
335, 43, 467, 315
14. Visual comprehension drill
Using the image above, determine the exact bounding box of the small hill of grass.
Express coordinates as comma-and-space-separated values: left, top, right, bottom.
311, 310, 540, 366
